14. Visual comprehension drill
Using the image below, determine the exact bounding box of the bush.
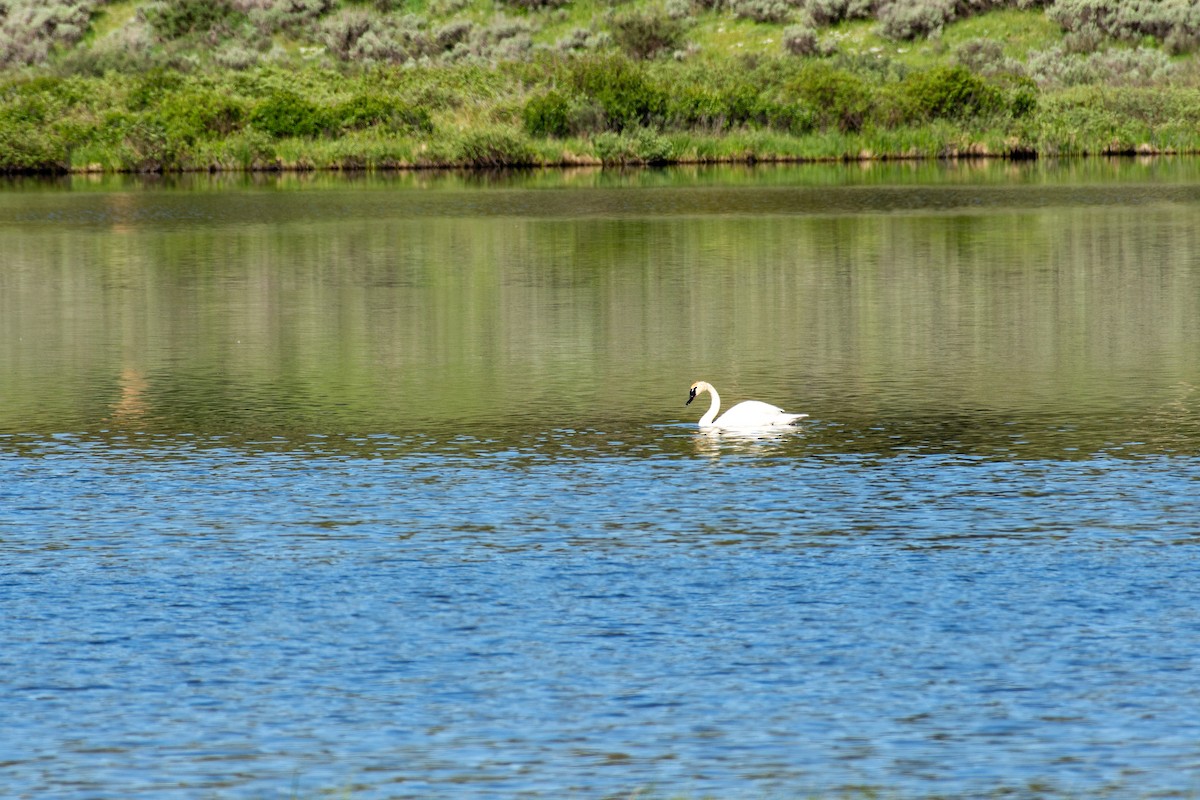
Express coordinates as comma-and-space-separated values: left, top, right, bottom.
0, 116, 71, 172
592, 127, 672, 164
127, 69, 187, 111
498, 0, 569, 9
158, 90, 247, 142
898, 65, 1004, 121
1026, 44, 1176, 87
1046, 0, 1200, 53
449, 126, 537, 167
952, 37, 1019, 75
804, 0, 874, 26
608, 8, 687, 60
569, 55, 667, 131
731, 0, 794, 23
249, 90, 328, 138
782, 23, 820, 56
0, 0, 97, 67
523, 89, 573, 137
143, 0, 240, 40
247, 0, 335, 35
555, 27, 612, 52
332, 93, 433, 133
665, 84, 729, 130
321, 10, 432, 63
93, 111, 191, 171
877, 0, 956, 40
787, 63, 873, 132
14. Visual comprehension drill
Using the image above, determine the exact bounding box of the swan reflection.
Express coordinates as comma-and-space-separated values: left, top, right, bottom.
691, 423, 804, 456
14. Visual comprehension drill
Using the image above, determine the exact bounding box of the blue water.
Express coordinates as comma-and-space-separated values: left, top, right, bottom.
4, 166, 1200, 798
4, 426, 1199, 799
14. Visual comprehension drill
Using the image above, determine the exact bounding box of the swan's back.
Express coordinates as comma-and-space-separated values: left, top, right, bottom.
715, 400, 807, 428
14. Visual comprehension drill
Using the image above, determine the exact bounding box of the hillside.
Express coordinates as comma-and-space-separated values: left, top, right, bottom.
2, 0, 1200, 171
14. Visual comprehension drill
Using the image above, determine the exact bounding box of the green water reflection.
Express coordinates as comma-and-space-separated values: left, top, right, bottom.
2, 161, 1198, 456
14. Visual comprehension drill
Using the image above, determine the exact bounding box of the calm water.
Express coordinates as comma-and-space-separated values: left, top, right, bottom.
2, 161, 1200, 799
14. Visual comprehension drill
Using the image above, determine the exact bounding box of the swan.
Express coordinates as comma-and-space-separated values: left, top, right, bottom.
686, 380, 807, 429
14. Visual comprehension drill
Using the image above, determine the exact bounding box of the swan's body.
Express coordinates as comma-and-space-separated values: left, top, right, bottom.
686, 380, 807, 429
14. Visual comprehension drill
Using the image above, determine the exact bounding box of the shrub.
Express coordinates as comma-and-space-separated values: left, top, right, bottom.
158, 90, 248, 142
608, 8, 687, 60
569, 55, 667, 131
731, 0, 794, 23
249, 90, 328, 137
433, 20, 473, 51
898, 65, 1003, 121
555, 27, 611, 52
127, 69, 187, 111
498, 0, 569, 9
782, 23, 820, 56
246, 0, 334, 35
952, 37, 1019, 76
143, 0, 240, 40
523, 89, 573, 137
97, 112, 190, 171
450, 126, 536, 167
1061, 22, 1104, 53
803, 0, 874, 26
665, 84, 730, 130
877, 0, 956, 40
1026, 44, 1176, 87
1046, 0, 1200, 53
787, 63, 873, 132
467, 17, 534, 61
0, 0, 97, 67
589, 128, 671, 164
321, 10, 432, 63
332, 93, 433, 133
0, 115, 71, 172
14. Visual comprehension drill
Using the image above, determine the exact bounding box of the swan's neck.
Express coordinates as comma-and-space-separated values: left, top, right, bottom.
698, 386, 721, 427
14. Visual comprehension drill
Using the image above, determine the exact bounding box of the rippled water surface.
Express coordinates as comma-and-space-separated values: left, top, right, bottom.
3, 162, 1200, 799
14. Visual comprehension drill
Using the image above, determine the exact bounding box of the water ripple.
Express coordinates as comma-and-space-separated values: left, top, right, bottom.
3, 432, 1200, 798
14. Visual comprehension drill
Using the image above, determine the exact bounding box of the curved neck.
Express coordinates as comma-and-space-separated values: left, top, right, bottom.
698, 385, 721, 426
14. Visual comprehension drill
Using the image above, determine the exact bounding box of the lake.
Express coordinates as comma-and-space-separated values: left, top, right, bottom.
2, 160, 1199, 799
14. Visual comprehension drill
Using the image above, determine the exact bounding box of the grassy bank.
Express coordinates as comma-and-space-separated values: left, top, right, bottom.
2, 0, 1200, 171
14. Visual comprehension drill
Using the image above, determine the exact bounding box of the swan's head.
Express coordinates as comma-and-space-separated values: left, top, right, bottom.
686, 380, 707, 406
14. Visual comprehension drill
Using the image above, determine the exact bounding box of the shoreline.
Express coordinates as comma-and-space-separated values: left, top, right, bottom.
10, 143, 1196, 177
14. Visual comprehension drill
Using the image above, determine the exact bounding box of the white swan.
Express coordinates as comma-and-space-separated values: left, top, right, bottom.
686, 380, 807, 429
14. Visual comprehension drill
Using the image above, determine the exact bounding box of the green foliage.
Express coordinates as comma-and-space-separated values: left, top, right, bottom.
443, 125, 536, 166
157, 90, 247, 143
607, 8, 687, 60
523, 89, 573, 138
0, 103, 71, 171
127, 69, 187, 111
898, 65, 1004, 121
569, 55, 667, 131
143, 0, 242, 40
787, 63, 874, 132
331, 93, 433, 133
250, 90, 328, 138
592, 127, 672, 164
